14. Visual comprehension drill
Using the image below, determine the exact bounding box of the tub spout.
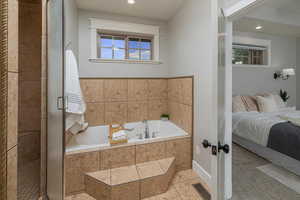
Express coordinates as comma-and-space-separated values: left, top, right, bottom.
143, 120, 150, 139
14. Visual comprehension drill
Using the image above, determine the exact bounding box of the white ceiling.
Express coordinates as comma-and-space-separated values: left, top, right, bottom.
234, 17, 300, 37
75, 0, 184, 21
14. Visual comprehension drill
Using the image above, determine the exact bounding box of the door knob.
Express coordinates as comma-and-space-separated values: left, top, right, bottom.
218, 142, 230, 154
202, 140, 212, 149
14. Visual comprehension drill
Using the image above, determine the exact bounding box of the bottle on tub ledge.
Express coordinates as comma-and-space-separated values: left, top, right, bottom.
160, 114, 170, 121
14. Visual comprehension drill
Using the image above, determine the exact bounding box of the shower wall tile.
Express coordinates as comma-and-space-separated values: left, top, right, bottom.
128, 101, 148, 122
18, 132, 40, 165
147, 100, 168, 120
85, 103, 105, 126
19, 105, 41, 132
181, 78, 193, 106
7, 73, 18, 150
65, 151, 100, 195
105, 102, 128, 125
7, 146, 17, 200
80, 79, 104, 103
8, 0, 19, 73
100, 146, 135, 170
128, 79, 148, 101
148, 79, 168, 100
104, 79, 128, 102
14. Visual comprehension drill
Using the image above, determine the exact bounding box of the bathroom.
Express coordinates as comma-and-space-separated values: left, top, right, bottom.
63, 0, 212, 199
0, 0, 218, 199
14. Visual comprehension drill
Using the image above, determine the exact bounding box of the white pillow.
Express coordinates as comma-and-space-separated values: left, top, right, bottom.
256, 95, 278, 112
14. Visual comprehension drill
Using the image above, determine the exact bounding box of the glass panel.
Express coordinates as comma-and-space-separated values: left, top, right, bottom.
128, 38, 140, 49
141, 50, 151, 60
114, 48, 125, 59
100, 36, 113, 47
141, 39, 151, 49
114, 37, 125, 48
101, 48, 113, 59
128, 49, 140, 60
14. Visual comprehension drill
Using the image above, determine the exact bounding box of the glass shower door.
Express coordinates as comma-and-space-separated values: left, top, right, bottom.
47, 0, 65, 199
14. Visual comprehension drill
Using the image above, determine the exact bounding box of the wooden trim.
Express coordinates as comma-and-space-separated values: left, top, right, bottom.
0, 0, 8, 199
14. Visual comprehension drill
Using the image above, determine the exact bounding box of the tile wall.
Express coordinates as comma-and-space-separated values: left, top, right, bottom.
80, 77, 193, 135
81, 79, 168, 126
6, 0, 19, 199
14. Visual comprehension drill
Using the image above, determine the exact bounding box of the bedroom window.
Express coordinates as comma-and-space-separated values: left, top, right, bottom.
232, 36, 271, 67
98, 33, 152, 61
232, 44, 267, 65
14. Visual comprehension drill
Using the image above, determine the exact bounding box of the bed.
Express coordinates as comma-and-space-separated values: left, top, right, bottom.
232, 94, 300, 175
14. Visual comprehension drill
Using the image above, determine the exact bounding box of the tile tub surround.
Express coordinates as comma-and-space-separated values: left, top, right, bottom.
80, 77, 193, 133
84, 157, 175, 200
65, 138, 192, 195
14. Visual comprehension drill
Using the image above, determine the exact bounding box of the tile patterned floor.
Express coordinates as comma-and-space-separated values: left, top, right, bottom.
65, 169, 206, 200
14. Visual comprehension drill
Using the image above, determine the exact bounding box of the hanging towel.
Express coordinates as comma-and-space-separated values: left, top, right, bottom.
65, 49, 88, 134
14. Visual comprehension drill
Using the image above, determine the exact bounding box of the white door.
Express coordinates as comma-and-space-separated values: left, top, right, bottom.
217, 7, 233, 200
47, 0, 65, 199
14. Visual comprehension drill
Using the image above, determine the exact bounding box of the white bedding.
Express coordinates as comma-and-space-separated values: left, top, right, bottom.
232, 108, 300, 146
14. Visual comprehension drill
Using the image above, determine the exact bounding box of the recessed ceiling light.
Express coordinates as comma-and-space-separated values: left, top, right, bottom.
256, 25, 263, 30
128, 0, 136, 4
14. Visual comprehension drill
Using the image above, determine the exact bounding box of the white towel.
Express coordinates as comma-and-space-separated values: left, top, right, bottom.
65, 49, 88, 134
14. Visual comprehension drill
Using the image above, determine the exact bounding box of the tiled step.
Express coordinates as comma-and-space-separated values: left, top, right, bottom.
85, 157, 176, 200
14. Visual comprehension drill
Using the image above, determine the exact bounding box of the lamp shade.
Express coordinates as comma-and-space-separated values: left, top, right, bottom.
282, 68, 295, 76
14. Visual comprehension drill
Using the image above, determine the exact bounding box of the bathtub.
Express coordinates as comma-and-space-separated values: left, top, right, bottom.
66, 120, 189, 154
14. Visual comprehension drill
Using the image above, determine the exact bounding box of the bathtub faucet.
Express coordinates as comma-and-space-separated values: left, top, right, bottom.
143, 120, 150, 139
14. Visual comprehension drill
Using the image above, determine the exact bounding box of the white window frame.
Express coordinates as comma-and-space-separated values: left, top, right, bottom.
89, 18, 160, 64
233, 36, 271, 68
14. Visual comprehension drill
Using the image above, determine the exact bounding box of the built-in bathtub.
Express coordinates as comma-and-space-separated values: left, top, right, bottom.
66, 120, 189, 154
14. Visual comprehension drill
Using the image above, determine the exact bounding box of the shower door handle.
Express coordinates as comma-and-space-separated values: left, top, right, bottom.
57, 96, 64, 110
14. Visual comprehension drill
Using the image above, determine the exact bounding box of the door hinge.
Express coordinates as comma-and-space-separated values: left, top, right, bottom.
57, 96, 68, 110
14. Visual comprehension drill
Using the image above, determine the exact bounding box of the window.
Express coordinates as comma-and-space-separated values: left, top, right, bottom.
232, 44, 267, 65
232, 36, 271, 67
90, 18, 160, 63
98, 34, 152, 61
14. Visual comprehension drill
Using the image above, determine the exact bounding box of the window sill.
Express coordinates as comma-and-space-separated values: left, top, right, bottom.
89, 58, 162, 65
233, 64, 271, 68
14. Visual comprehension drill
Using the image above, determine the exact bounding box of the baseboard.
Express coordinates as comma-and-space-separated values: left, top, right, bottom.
192, 160, 212, 188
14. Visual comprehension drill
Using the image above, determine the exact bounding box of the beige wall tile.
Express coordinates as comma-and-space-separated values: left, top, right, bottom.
111, 181, 140, 200
167, 79, 181, 103
104, 79, 128, 102
148, 100, 167, 120
128, 101, 148, 122
181, 78, 193, 106
140, 175, 168, 199
136, 142, 166, 164
85, 103, 105, 126
148, 79, 167, 100
20, 80, 41, 107
18, 132, 40, 165
128, 79, 148, 101
166, 138, 192, 171
65, 151, 100, 195
19, 105, 41, 132
7, 73, 18, 150
80, 79, 104, 103
100, 146, 135, 170
7, 146, 17, 200
169, 102, 192, 135
105, 102, 128, 124
85, 175, 111, 200
8, 0, 18, 73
